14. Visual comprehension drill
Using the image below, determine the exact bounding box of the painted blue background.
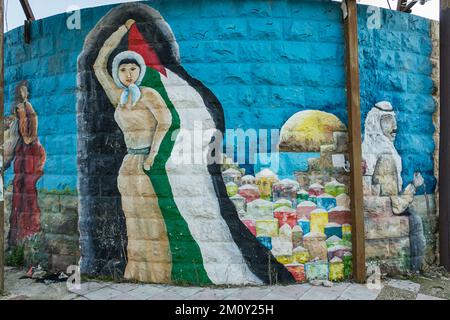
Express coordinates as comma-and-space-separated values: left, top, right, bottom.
3, 0, 436, 194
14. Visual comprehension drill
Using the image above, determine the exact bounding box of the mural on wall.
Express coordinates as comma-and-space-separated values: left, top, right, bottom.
4, 81, 46, 248
362, 101, 428, 272
229, 110, 353, 283
78, 3, 294, 285
0, 0, 438, 284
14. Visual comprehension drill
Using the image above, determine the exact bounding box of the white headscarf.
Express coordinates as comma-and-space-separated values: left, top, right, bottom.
112, 51, 147, 107
362, 101, 403, 192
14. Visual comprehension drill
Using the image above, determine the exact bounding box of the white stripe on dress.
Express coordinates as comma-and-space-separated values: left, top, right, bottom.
161, 69, 263, 285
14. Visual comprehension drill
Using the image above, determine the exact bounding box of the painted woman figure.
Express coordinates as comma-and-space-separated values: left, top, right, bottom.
6, 81, 46, 247
94, 19, 173, 283
81, 3, 293, 285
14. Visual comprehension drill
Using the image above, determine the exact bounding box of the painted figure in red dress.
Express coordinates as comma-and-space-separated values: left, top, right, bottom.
5, 81, 46, 247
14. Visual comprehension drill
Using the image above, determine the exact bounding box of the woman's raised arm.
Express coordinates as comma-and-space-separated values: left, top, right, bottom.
93, 19, 136, 105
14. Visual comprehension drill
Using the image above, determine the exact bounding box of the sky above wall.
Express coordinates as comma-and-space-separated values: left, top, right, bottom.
3, 0, 439, 32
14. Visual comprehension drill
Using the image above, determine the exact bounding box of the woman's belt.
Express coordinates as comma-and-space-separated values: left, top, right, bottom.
127, 147, 151, 155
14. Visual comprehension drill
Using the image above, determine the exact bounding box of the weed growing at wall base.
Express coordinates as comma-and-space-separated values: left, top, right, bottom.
6, 245, 25, 267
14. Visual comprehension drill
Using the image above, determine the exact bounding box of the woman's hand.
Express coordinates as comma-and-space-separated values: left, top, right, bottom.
125, 19, 136, 30
143, 153, 156, 171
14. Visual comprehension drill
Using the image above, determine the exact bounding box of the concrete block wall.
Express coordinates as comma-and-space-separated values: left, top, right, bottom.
2, 0, 439, 282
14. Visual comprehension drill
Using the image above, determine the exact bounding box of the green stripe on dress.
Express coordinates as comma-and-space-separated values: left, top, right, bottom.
141, 67, 212, 285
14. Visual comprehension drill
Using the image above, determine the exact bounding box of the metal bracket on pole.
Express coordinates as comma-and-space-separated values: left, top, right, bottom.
24, 20, 32, 44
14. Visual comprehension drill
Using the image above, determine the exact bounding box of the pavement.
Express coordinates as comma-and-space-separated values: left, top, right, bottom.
0, 267, 448, 300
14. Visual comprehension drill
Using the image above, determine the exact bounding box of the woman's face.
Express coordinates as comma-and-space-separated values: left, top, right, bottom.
118, 63, 140, 87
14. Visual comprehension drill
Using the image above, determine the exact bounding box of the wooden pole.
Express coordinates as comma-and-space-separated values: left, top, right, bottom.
0, 0, 5, 295
440, 0, 450, 271
343, 0, 366, 283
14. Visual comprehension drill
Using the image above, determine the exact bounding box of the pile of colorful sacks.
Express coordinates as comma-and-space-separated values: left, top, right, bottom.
223, 167, 353, 283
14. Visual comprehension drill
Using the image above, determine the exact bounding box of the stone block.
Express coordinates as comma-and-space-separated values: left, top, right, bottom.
402, 33, 431, 55
386, 279, 420, 293
38, 194, 61, 213
284, 20, 316, 41
383, 10, 410, 31
396, 134, 435, 154
311, 43, 341, 64
40, 212, 79, 236
271, 0, 290, 18
160, 0, 200, 19
305, 87, 346, 109
49, 254, 79, 273
45, 234, 79, 256
272, 42, 311, 63
408, 15, 430, 34
365, 239, 390, 259
372, 29, 402, 50
200, 0, 237, 18
378, 70, 408, 92
376, 49, 397, 70
215, 19, 247, 40
291, 1, 341, 21
388, 237, 410, 258
321, 65, 346, 88
318, 21, 343, 43
237, 0, 271, 17
238, 42, 271, 62
409, 195, 436, 218
400, 93, 436, 114
270, 86, 305, 109
365, 216, 409, 240
60, 195, 78, 215
422, 215, 438, 238
252, 63, 290, 86
221, 63, 251, 85
378, 257, 410, 275
4, 191, 13, 216
364, 196, 392, 218
248, 19, 283, 40
204, 42, 238, 63
407, 73, 433, 93
290, 64, 321, 87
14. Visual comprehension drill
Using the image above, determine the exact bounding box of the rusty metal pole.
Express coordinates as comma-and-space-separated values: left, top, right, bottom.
0, 0, 5, 295
342, 0, 366, 283
440, 0, 450, 271
19, 0, 35, 20
19, 0, 34, 44
397, 0, 408, 11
